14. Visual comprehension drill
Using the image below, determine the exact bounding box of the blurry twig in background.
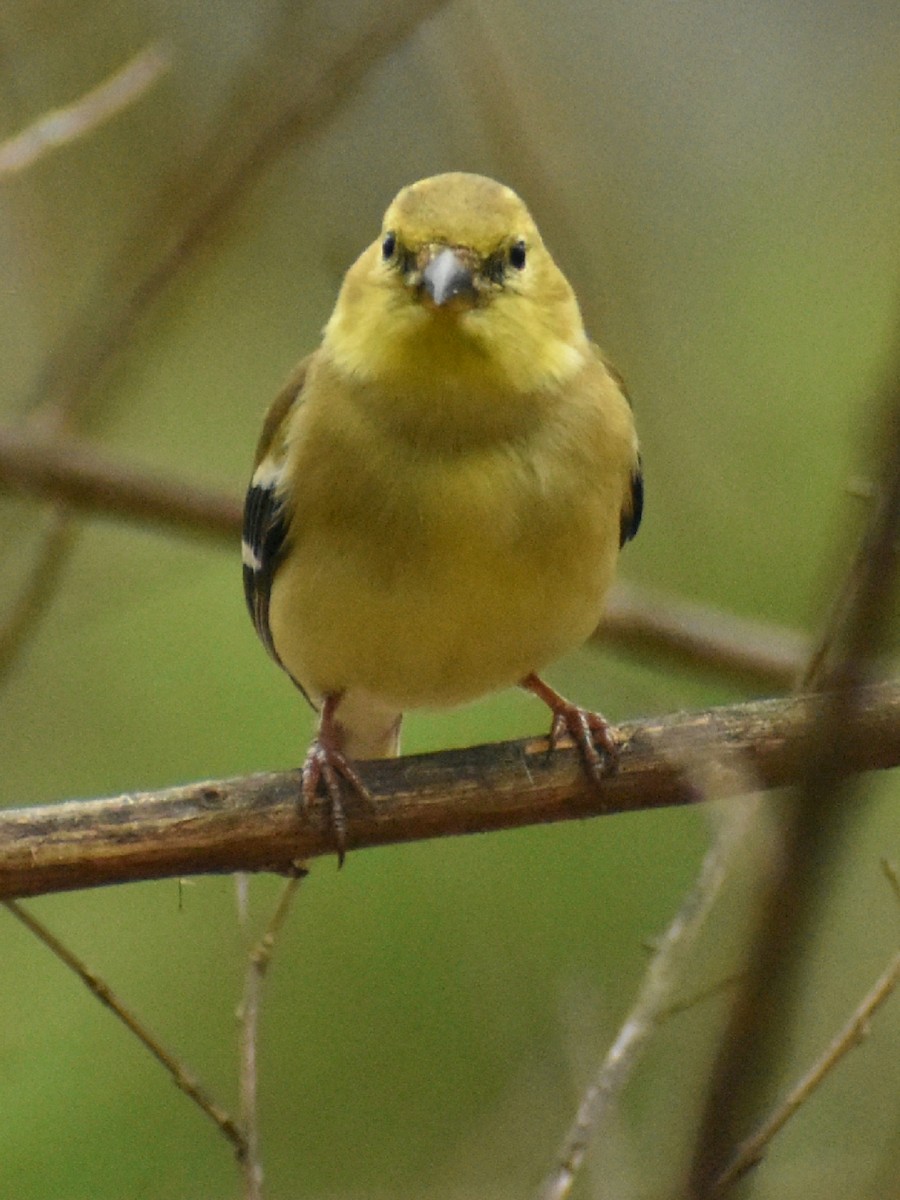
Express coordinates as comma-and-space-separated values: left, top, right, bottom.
0, 424, 808, 691
3, 679, 899, 900
658, 971, 745, 1021
712, 949, 900, 1193
689, 344, 900, 1194
882, 858, 900, 908
0, 509, 77, 678
798, 479, 881, 692
536, 788, 761, 1200
0, 43, 170, 177
238, 869, 306, 1200
599, 581, 806, 691
0, 425, 242, 540
2, 898, 247, 1158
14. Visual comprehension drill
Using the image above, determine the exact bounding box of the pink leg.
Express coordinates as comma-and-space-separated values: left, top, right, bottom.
520, 673, 619, 783
301, 693, 372, 866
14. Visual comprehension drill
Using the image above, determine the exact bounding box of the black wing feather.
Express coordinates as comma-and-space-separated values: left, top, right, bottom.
242, 359, 310, 666
242, 480, 290, 663
619, 457, 643, 547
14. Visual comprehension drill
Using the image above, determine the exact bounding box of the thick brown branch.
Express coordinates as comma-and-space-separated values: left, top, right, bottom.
2, 681, 899, 900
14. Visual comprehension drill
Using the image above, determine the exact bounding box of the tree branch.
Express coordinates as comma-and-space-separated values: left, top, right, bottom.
0, 424, 807, 689
2, 681, 899, 900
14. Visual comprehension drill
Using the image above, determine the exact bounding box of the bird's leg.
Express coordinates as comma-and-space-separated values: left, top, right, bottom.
301, 692, 372, 867
520, 672, 619, 783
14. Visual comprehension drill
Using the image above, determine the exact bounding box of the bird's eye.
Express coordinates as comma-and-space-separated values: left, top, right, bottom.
382, 231, 397, 260
509, 240, 527, 269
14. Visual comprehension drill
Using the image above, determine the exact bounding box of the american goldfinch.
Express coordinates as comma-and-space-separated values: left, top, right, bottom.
243, 172, 642, 857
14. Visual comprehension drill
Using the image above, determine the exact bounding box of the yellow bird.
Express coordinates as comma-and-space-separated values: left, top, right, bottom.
243, 173, 642, 857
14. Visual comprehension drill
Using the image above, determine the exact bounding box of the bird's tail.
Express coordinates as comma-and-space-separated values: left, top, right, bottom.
335, 691, 403, 760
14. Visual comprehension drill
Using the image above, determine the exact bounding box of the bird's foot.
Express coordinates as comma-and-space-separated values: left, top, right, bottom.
521, 673, 619, 783
301, 694, 372, 867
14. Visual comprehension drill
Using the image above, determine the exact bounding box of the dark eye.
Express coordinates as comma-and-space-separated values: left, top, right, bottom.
509, 240, 527, 269
382, 231, 397, 260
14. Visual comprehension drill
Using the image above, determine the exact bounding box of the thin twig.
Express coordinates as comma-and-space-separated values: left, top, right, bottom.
659, 972, 745, 1021
797, 472, 880, 692
1, 680, 900, 900
3, 897, 247, 1158
535, 798, 759, 1200
238, 870, 307, 1200
0, 509, 77, 680
712, 951, 900, 1192
0, 43, 170, 176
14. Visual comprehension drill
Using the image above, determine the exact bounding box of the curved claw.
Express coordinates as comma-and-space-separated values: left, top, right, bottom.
523, 673, 619, 784
301, 694, 373, 867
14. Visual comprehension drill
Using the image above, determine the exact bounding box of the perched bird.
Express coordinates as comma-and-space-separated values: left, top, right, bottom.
243, 172, 642, 858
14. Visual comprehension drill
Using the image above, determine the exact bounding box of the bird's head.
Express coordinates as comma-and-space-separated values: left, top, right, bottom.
323, 173, 589, 398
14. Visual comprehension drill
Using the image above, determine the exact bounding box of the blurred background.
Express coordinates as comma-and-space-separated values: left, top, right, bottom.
1, 1, 898, 1197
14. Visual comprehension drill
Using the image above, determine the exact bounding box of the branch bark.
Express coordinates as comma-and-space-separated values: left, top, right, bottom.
2, 680, 899, 900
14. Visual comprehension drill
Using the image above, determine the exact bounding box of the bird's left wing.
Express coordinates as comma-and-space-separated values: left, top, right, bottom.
242, 356, 310, 664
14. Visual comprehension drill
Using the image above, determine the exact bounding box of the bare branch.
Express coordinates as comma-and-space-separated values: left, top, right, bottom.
3, 897, 246, 1156
713, 950, 900, 1192
0, 44, 170, 176
1, 681, 899, 901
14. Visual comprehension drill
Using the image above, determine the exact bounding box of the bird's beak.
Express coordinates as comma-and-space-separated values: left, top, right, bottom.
420, 247, 477, 308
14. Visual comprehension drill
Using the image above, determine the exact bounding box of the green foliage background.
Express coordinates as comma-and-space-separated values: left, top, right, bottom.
1, 2, 898, 1197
